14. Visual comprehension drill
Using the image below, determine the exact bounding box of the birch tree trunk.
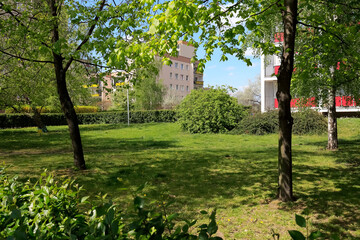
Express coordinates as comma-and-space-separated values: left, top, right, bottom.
327, 87, 338, 150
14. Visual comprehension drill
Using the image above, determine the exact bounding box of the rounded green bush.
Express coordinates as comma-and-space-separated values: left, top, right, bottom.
177, 88, 247, 133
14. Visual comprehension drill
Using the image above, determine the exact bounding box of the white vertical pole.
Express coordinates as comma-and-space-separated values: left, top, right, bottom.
260, 54, 266, 112
127, 88, 130, 126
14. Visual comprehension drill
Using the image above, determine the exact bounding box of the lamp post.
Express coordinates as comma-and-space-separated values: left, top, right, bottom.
127, 87, 130, 126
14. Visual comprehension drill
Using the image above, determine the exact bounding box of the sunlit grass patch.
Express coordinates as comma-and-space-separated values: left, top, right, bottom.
1, 119, 359, 239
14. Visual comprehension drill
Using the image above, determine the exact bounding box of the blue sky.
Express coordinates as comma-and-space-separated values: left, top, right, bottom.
199, 49, 261, 91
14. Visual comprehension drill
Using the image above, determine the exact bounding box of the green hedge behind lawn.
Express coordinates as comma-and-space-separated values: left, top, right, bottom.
0, 110, 177, 129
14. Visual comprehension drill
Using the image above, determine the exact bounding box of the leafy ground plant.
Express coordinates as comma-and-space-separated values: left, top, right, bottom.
0, 167, 222, 239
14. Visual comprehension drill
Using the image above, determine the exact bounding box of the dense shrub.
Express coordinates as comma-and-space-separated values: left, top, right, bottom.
232, 109, 327, 135
0, 167, 222, 239
177, 88, 248, 133
0, 110, 177, 128
232, 110, 279, 135
292, 109, 327, 135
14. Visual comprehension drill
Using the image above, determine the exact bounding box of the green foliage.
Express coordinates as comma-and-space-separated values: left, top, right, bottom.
288, 214, 322, 240
132, 60, 166, 110
177, 88, 247, 133
0, 167, 222, 239
0, 110, 177, 128
232, 109, 327, 135
232, 110, 279, 135
292, 2, 360, 105
5, 105, 98, 114
110, 60, 165, 111
292, 109, 327, 135
74, 106, 99, 113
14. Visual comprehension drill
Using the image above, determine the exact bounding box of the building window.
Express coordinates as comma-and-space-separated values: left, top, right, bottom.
180, 74, 184, 80
186, 86, 189, 91
176, 85, 178, 90
186, 65, 189, 70
170, 84, 172, 89
195, 77, 198, 81
175, 73, 178, 80
175, 62, 178, 68
181, 85, 184, 91
186, 75, 188, 81
181, 64, 184, 69
170, 72, 172, 78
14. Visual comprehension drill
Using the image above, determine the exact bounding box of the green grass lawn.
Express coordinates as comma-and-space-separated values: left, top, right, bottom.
1, 119, 359, 239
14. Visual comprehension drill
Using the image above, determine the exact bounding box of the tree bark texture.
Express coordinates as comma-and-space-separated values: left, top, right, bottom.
50, 0, 86, 170
327, 87, 338, 150
276, 0, 298, 202
32, 107, 48, 132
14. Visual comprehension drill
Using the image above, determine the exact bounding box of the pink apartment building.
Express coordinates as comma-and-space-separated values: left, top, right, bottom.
158, 41, 204, 101
94, 41, 204, 109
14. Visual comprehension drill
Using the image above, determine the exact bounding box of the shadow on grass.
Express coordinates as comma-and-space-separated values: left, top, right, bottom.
1, 124, 359, 239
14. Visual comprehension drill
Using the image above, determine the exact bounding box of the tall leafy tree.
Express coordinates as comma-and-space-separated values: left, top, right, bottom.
133, 60, 165, 110
143, 0, 358, 201
0, 0, 153, 169
110, 60, 165, 111
145, 0, 298, 201
292, 2, 360, 150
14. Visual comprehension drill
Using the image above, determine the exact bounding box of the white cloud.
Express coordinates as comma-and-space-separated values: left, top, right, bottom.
228, 72, 234, 76
244, 48, 255, 57
225, 66, 236, 71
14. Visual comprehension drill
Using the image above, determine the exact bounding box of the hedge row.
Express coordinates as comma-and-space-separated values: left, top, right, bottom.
231, 109, 327, 135
0, 110, 176, 129
5, 105, 98, 114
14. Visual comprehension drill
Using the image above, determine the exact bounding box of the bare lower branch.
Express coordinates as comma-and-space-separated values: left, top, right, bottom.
0, 49, 54, 64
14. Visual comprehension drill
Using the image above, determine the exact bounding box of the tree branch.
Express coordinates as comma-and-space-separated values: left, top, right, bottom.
0, 1, 51, 49
0, 49, 54, 64
207, 0, 280, 24
64, 0, 106, 72
74, 58, 112, 69
297, 21, 349, 47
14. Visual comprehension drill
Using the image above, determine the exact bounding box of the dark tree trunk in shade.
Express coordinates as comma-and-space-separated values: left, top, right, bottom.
50, 0, 86, 170
276, 0, 298, 202
327, 87, 338, 150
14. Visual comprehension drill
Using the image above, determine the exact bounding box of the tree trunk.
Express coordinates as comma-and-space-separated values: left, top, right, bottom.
276, 0, 298, 202
327, 87, 338, 150
53, 55, 86, 170
32, 107, 48, 132
50, 0, 86, 170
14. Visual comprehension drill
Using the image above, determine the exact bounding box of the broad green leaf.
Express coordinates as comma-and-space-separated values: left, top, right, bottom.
295, 214, 306, 228
288, 230, 306, 240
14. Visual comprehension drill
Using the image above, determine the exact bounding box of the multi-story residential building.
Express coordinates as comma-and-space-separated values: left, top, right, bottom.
93, 41, 204, 109
158, 41, 204, 101
261, 33, 360, 115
